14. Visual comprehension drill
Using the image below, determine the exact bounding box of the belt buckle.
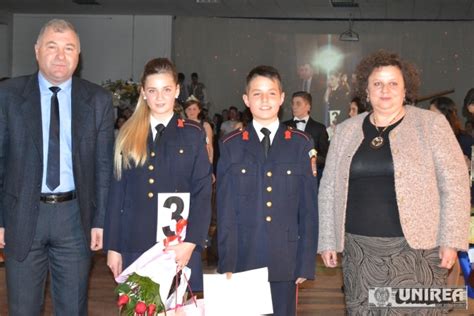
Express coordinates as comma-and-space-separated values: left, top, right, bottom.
41, 191, 75, 204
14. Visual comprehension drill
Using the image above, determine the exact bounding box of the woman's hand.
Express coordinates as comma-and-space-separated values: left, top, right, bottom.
321, 250, 338, 268
166, 242, 196, 270
107, 250, 123, 278
439, 246, 457, 269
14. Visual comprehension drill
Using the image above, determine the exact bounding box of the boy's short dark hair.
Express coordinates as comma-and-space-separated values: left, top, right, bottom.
245, 65, 282, 92
291, 91, 312, 107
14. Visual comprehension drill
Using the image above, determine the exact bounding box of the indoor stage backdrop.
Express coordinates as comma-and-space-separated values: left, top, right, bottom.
174, 17, 474, 124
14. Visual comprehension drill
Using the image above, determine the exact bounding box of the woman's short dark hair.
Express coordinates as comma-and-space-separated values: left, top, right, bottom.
184, 99, 202, 111
354, 50, 420, 105
184, 98, 203, 120
462, 88, 474, 119
351, 97, 367, 114
430, 96, 463, 136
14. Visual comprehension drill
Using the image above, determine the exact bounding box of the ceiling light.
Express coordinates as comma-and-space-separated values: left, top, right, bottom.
73, 0, 100, 5
339, 18, 359, 41
330, 0, 359, 8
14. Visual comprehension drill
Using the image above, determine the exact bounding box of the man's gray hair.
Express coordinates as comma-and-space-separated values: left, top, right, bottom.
36, 19, 80, 49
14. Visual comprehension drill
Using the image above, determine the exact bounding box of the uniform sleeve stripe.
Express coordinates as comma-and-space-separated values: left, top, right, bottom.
222, 131, 243, 143
183, 122, 203, 131
291, 130, 310, 141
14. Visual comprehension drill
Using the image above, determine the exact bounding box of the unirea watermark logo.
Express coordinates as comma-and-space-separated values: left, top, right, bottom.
368, 287, 467, 309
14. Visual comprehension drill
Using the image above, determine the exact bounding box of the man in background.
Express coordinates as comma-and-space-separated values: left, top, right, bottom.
284, 91, 329, 181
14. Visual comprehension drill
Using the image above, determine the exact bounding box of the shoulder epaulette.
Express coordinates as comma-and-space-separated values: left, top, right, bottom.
178, 118, 203, 131
286, 126, 310, 141
222, 128, 244, 143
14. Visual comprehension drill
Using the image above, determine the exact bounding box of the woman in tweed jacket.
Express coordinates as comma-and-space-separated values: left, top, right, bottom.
318, 50, 470, 315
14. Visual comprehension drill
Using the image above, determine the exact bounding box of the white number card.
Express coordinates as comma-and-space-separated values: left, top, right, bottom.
156, 193, 190, 247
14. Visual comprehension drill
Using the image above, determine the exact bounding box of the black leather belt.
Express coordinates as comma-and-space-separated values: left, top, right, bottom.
40, 191, 76, 204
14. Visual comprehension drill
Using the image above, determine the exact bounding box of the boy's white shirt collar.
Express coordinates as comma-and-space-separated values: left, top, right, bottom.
252, 119, 280, 144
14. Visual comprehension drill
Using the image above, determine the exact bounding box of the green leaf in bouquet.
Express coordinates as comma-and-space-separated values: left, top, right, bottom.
115, 272, 165, 315
115, 282, 132, 295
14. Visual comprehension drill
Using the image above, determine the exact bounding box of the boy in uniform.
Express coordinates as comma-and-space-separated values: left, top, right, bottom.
217, 65, 318, 316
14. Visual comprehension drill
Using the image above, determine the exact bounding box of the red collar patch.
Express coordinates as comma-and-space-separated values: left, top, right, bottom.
177, 118, 184, 128
284, 130, 291, 140
242, 130, 249, 140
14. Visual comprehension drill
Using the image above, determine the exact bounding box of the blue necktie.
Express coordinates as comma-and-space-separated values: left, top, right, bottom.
46, 86, 61, 191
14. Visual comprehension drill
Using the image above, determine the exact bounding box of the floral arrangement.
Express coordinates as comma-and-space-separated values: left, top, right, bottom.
102, 79, 140, 108
116, 272, 165, 316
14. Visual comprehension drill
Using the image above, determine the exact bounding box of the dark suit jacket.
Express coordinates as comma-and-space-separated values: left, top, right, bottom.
284, 117, 329, 167
217, 124, 318, 281
0, 73, 115, 261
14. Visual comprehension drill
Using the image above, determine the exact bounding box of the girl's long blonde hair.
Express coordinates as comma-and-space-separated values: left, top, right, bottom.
114, 58, 178, 179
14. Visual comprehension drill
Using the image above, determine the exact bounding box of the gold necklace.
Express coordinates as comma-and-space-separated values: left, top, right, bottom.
370, 109, 404, 149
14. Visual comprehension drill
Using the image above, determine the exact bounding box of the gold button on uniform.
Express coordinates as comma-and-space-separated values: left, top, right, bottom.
265, 216, 272, 222
150, 152, 156, 157
266, 201, 272, 207
179, 149, 184, 154
266, 186, 272, 192
266, 171, 272, 177
241, 169, 246, 174
148, 165, 154, 171
149, 178, 155, 184
148, 192, 154, 198
286, 170, 292, 175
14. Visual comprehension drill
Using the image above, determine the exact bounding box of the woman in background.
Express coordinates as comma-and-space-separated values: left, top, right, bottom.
430, 96, 474, 163
463, 88, 474, 122
184, 96, 214, 163
348, 97, 367, 118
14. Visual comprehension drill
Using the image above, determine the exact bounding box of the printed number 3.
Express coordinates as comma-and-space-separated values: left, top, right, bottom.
162, 196, 184, 237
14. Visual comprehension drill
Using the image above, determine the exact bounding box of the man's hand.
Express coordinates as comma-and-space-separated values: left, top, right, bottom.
90, 228, 103, 251
0, 228, 5, 248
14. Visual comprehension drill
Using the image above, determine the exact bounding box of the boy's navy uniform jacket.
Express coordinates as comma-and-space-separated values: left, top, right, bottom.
217, 123, 318, 281
104, 114, 212, 288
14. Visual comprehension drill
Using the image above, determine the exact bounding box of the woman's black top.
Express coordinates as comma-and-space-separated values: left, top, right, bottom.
345, 114, 404, 237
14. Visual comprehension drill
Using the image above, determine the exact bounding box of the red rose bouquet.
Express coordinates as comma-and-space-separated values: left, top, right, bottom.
116, 272, 165, 316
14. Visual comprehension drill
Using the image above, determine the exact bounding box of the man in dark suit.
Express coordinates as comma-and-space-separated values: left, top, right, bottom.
0, 19, 114, 315
284, 91, 329, 180
297, 63, 326, 123
217, 66, 318, 316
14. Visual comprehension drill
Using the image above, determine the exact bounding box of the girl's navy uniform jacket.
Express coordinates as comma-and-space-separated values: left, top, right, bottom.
104, 114, 212, 290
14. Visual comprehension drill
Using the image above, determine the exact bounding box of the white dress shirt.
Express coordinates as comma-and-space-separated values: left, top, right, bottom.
150, 113, 174, 140
252, 119, 280, 145
294, 115, 309, 131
